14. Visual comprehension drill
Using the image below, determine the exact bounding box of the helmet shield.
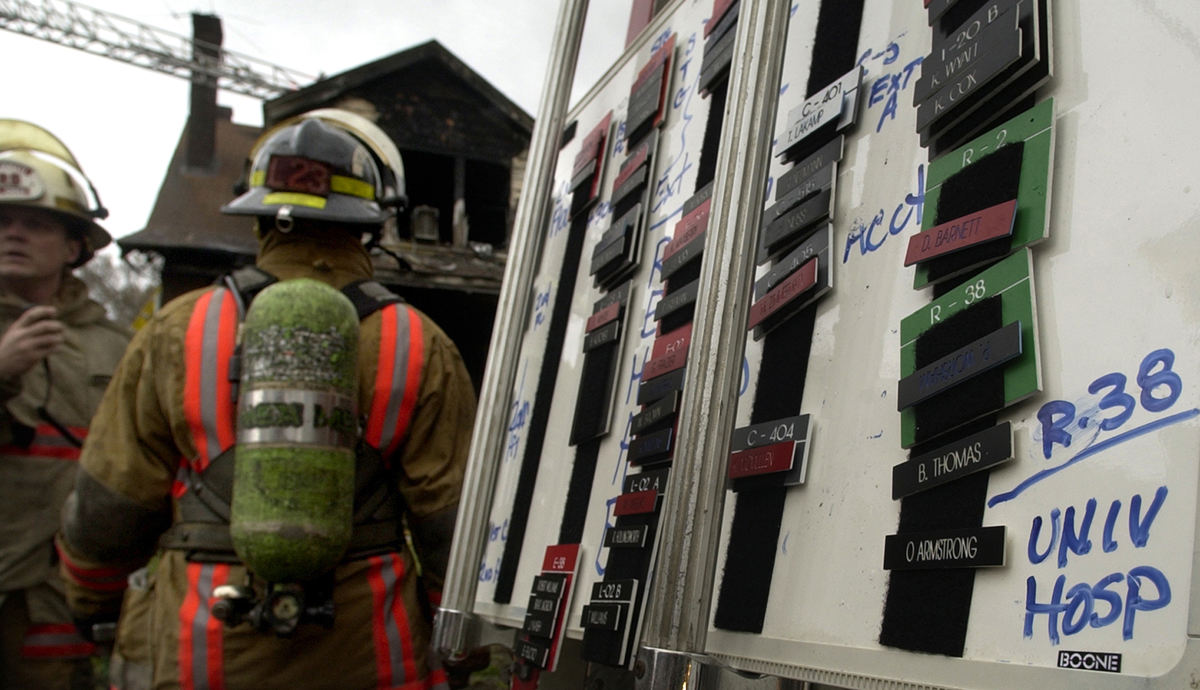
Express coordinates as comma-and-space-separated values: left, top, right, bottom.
222, 119, 389, 225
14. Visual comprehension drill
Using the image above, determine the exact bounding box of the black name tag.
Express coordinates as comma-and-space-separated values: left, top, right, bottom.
637, 367, 686, 405
777, 67, 860, 159
1057, 650, 1123, 673
532, 573, 566, 598
629, 427, 673, 466
527, 593, 560, 616
603, 524, 649, 549
915, 27, 1023, 132
754, 223, 830, 299
775, 135, 844, 202
611, 165, 650, 209
569, 158, 597, 192
654, 279, 700, 322
896, 321, 1022, 410
765, 161, 835, 223
730, 414, 810, 451
590, 235, 628, 276
926, 0, 957, 23
623, 467, 669, 495
661, 230, 705, 281
582, 602, 627, 631
582, 319, 621, 352
522, 609, 557, 638
514, 637, 550, 667
757, 187, 832, 264
626, 68, 666, 136
892, 422, 1013, 499
915, 6, 1019, 103
883, 526, 1006, 570
591, 578, 638, 602
683, 181, 714, 217
698, 29, 736, 95
631, 391, 680, 436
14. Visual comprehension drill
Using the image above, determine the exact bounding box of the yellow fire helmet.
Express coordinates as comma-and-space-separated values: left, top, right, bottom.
0, 120, 111, 267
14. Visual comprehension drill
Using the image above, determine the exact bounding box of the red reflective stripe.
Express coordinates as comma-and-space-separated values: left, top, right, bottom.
206, 566, 228, 690
367, 556, 393, 688
21, 622, 94, 658
0, 443, 81, 461
387, 553, 418, 683
56, 543, 129, 592
184, 291, 214, 467
179, 563, 228, 690
179, 564, 201, 690
365, 307, 398, 450
387, 307, 424, 458
211, 293, 237, 460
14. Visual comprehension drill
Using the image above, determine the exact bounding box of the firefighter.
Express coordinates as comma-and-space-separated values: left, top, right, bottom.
0, 121, 129, 688
57, 115, 475, 689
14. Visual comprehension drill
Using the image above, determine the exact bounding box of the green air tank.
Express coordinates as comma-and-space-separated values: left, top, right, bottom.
230, 279, 360, 583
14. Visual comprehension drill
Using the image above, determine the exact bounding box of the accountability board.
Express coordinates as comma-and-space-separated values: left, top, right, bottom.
703, 0, 1200, 687
469, 0, 1200, 686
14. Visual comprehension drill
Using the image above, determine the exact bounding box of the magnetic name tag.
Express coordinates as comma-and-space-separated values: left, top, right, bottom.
572, 115, 610, 177
728, 439, 797, 480
915, 6, 1019, 104
569, 159, 597, 192
613, 490, 658, 516
757, 187, 832, 264
915, 28, 1023, 133
764, 162, 835, 224
586, 301, 621, 333
664, 198, 712, 261
892, 422, 1013, 499
777, 67, 860, 159
526, 593, 561, 618
582, 602, 626, 631
637, 367, 686, 405
611, 167, 649, 209
927, 0, 957, 24
514, 637, 550, 668
683, 181, 714, 216
522, 609, 556, 639
591, 578, 638, 603
730, 414, 809, 452
652, 322, 692, 359
904, 199, 1016, 266
775, 136, 843, 202
704, 0, 738, 39
532, 574, 566, 599
883, 526, 1006, 570
661, 231, 704, 281
699, 31, 735, 95
628, 427, 673, 466
654, 279, 699, 323
642, 348, 688, 381
603, 524, 649, 549
754, 223, 829, 300
582, 320, 621, 352
631, 391, 680, 436
623, 467, 669, 495
896, 320, 1022, 410
590, 239, 628, 277
626, 70, 666, 138
747, 258, 817, 330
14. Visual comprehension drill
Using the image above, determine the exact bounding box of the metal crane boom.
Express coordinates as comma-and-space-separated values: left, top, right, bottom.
0, 0, 314, 99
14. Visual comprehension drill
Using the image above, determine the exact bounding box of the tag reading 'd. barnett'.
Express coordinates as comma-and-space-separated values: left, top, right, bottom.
904, 199, 1016, 266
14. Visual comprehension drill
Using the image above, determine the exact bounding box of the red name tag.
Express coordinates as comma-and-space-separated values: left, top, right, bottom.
904, 199, 1017, 266
728, 440, 797, 479
643, 348, 688, 381
663, 199, 712, 261
747, 258, 817, 330
652, 323, 692, 359
572, 114, 612, 175
614, 489, 659, 516
586, 302, 620, 332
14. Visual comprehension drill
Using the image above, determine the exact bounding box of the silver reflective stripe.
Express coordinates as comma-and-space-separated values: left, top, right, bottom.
377, 306, 412, 453
379, 555, 409, 686
191, 564, 215, 690
199, 290, 228, 464
236, 388, 356, 447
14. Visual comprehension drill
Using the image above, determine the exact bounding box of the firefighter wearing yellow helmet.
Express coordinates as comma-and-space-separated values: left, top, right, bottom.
57, 113, 474, 689
0, 121, 129, 689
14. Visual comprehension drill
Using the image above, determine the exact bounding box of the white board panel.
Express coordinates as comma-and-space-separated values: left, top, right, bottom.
704, 0, 1200, 686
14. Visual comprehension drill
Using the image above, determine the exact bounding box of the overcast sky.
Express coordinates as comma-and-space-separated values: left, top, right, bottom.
3, 0, 632, 240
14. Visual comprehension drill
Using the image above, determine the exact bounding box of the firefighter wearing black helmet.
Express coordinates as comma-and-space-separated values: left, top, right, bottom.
57, 115, 475, 689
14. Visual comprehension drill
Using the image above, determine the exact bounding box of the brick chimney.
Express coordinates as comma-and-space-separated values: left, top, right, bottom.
187, 13, 222, 172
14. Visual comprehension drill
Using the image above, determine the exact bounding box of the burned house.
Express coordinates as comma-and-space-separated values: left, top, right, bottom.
120, 36, 533, 387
